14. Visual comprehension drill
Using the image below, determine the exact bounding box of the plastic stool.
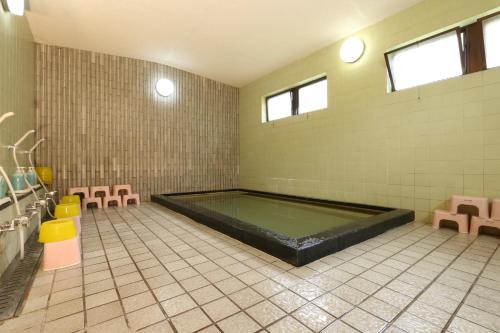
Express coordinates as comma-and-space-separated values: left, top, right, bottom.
55, 203, 81, 234
470, 199, 500, 236
90, 186, 110, 198
103, 196, 122, 208
61, 195, 81, 205
122, 193, 140, 207
82, 197, 102, 210
433, 210, 469, 233
39, 219, 80, 271
112, 184, 131, 196
450, 195, 489, 218
68, 187, 90, 199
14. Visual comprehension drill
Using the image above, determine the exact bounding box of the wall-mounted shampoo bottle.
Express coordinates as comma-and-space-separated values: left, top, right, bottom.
11, 167, 26, 192
0, 175, 6, 198
26, 167, 38, 186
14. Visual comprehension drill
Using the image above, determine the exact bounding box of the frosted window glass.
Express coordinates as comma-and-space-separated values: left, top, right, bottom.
267, 92, 292, 121
389, 31, 463, 91
484, 15, 500, 69
298, 80, 327, 114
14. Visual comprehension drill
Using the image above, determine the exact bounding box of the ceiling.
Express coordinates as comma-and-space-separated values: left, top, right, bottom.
26, 0, 422, 87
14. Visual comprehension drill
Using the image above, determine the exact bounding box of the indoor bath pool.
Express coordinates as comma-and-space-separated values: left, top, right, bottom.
152, 190, 414, 266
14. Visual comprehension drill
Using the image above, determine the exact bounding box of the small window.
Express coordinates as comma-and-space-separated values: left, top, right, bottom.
265, 76, 327, 122
385, 30, 463, 91
267, 91, 292, 121
483, 14, 500, 69
298, 79, 328, 114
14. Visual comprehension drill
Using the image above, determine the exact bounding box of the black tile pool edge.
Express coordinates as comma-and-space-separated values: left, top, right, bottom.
151, 189, 414, 266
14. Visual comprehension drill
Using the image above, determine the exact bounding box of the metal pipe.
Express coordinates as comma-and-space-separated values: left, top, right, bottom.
11, 130, 35, 168
0, 112, 14, 125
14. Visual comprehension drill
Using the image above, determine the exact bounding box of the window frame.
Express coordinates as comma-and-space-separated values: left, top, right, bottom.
480, 11, 500, 69
384, 28, 465, 92
265, 76, 327, 122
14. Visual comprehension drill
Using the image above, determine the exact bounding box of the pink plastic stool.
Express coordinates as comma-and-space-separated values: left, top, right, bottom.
433, 210, 469, 233
470, 199, 500, 236
90, 186, 111, 198
82, 197, 102, 210
103, 196, 122, 208
68, 187, 90, 199
43, 237, 81, 271
112, 184, 131, 196
122, 194, 140, 207
450, 195, 489, 218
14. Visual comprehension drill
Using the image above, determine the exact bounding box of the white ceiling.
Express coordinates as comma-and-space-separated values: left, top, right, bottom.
26, 0, 422, 87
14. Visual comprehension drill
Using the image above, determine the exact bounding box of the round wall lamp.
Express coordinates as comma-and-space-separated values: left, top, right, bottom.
155, 78, 174, 97
340, 36, 365, 63
1, 0, 25, 16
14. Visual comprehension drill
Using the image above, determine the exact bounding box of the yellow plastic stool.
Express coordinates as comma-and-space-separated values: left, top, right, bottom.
39, 219, 80, 271
39, 219, 77, 243
61, 195, 81, 205
55, 203, 81, 234
35, 167, 53, 185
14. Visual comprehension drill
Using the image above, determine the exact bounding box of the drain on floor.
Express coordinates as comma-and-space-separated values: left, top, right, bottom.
0, 232, 43, 321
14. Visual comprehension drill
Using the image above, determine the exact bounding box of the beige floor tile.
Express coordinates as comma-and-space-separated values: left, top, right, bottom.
332, 285, 368, 305
85, 278, 115, 296
268, 316, 313, 333
292, 303, 334, 332
323, 320, 360, 333
203, 268, 231, 283
228, 287, 263, 309
394, 312, 441, 333
236, 270, 266, 285
343, 308, 387, 333
153, 282, 184, 302
202, 297, 239, 322
270, 290, 308, 313
48, 286, 83, 306
147, 273, 175, 288
115, 272, 143, 287
217, 312, 260, 333
313, 293, 353, 317
122, 291, 156, 313
43, 312, 84, 333
86, 301, 124, 327
137, 320, 174, 332
289, 281, 326, 301
171, 308, 211, 333
22, 295, 49, 314
127, 304, 166, 331
190, 285, 224, 305
46, 298, 84, 321
111, 264, 137, 277
360, 297, 401, 322
161, 294, 197, 317
87, 316, 130, 333
85, 289, 119, 309
251, 279, 285, 298
247, 300, 286, 326
214, 277, 246, 294
179, 275, 210, 291
118, 280, 149, 298
447, 316, 495, 333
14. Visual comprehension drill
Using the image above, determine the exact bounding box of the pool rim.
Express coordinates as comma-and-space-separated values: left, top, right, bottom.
151, 189, 414, 266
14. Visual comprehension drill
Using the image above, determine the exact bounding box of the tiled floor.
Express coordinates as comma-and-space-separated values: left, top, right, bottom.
1, 203, 500, 333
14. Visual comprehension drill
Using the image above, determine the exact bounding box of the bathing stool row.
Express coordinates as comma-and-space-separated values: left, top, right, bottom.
433, 195, 500, 236
68, 185, 140, 209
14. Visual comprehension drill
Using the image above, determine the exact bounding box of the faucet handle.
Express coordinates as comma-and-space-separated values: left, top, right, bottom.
14, 215, 30, 227
0, 221, 15, 232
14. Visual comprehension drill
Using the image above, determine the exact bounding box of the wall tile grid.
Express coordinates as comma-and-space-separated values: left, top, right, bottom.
35, 44, 239, 200
239, 0, 500, 223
